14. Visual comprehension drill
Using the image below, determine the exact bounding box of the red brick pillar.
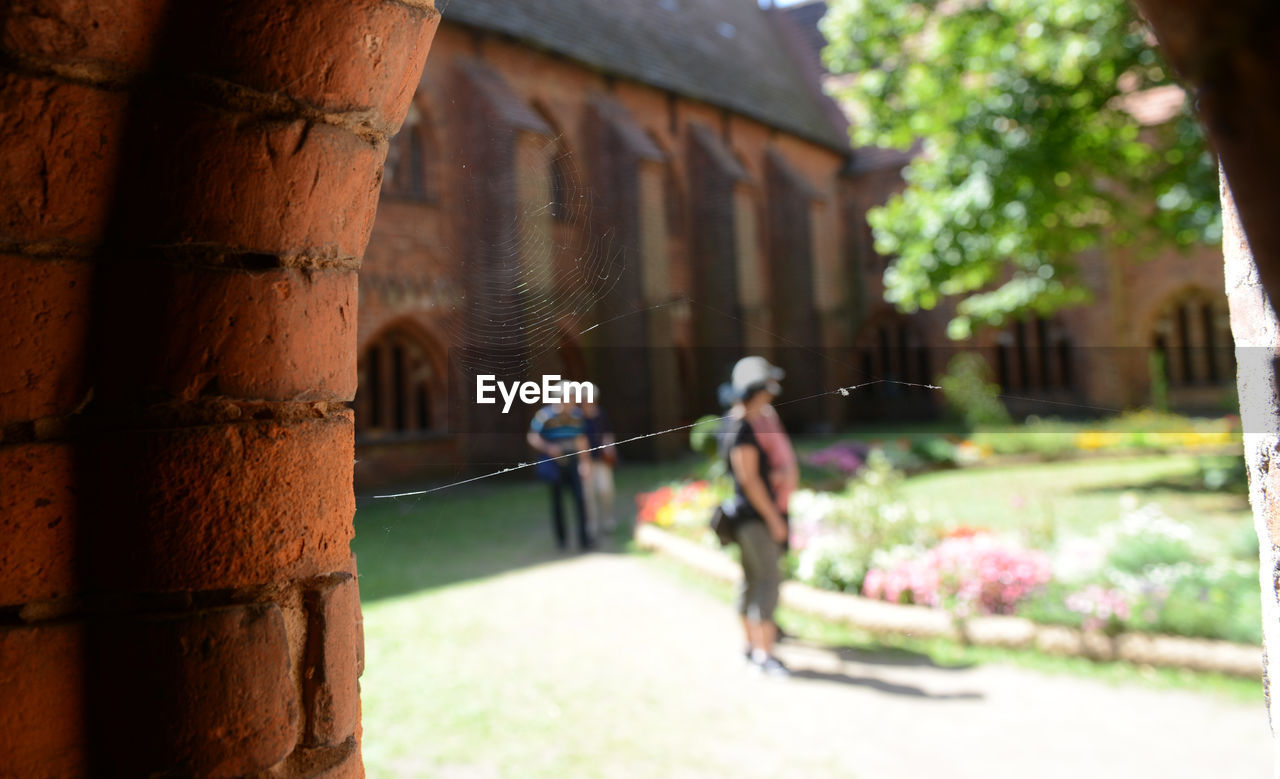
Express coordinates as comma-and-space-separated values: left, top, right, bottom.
0, 1, 438, 776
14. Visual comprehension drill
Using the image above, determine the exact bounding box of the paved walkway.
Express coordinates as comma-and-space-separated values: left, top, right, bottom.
364, 549, 1273, 778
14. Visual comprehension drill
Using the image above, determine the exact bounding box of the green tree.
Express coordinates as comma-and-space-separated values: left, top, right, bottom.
822, 0, 1220, 338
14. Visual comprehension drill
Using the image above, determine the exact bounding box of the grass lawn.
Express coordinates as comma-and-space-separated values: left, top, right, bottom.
354, 457, 695, 602
352, 453, 1260, 776
353, 459, 696, 777
895, 453, 1252, 548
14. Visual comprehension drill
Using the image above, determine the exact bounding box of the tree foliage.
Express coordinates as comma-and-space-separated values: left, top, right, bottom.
821, 0, 1220, 338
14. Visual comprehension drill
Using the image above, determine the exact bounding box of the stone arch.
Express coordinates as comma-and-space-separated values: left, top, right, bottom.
356, 318, 450, 439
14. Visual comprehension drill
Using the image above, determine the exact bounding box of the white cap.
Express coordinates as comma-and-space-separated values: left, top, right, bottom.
731, 356, 784, 399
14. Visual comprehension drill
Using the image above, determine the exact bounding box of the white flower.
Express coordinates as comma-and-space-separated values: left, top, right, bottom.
1051, 536, 1107, 583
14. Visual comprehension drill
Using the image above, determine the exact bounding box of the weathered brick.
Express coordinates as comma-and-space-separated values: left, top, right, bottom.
123, 102, 384, 260
166, 0, 439, 131
313, 744, 364, 779
0, 73, 125, 247
263, 739, 361, 779
93, 603, 297, 776
0, 255, 92, 425
84, 414, 356, 592
0, 622, 86, 777
0, 443, 76, 607
0, 0, 167, 75
99, 266, 356, 403
303, 574, 361, 747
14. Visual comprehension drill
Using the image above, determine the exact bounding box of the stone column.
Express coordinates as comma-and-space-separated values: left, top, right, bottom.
0, 1, 438, 775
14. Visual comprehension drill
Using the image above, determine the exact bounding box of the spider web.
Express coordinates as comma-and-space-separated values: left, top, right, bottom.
438, 133, 626, 380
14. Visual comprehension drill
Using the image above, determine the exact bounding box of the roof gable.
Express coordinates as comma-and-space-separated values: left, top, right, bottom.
441, 0, 849, 151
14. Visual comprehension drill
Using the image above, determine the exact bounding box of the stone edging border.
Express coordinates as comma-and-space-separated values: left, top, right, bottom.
634, 523, 1263, 679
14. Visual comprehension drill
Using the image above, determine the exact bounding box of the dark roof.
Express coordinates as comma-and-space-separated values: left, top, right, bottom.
781, 1, 917, 176
589, 93, 667, 161
458, 60, 552, 135
845, 144, 915, 175
779, 0, 829, 71
440, 0, 849, 151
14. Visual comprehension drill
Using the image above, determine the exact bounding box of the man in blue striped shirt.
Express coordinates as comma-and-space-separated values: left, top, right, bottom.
527, 385, 593, 550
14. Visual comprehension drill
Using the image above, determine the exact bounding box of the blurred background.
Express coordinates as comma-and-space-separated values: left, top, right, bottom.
352, 0, 1268, 776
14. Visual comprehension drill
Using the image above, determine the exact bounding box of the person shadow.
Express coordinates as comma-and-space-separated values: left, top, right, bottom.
779, 639, 985, 700
786, 667, 984, 700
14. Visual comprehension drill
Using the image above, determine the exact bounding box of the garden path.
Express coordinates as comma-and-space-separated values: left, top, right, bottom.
361, 546, 1272, 778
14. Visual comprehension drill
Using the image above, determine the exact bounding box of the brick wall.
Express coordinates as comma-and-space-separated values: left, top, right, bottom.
353, 26, 865, 487
0, 1, 438, 775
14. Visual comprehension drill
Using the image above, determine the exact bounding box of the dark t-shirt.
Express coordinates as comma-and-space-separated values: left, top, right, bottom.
720, 415, 774, 521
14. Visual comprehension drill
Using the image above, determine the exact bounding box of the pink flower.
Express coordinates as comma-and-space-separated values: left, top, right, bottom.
862, 535, 1050, 615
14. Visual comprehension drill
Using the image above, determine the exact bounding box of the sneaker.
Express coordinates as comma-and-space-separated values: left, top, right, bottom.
752, 652, 791, 678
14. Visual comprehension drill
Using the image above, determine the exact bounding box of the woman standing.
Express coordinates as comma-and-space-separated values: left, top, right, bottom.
721, 356, 791, 676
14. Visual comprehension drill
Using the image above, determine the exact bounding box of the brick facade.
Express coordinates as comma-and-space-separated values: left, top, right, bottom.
354, 12, 1231, 491
355, 18, 869, 488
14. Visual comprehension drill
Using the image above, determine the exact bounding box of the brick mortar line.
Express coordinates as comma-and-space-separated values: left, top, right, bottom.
3, 56, 401, 147
0, 401, 354, 445
273, 736, 359, 776
0, 392, 94, 446
184, 73, 394, 147
97, 399, 355, 431
0, 49, 134, 90
0, 239, 97, 262
137, 245, 363, 273
0, 240, 364, 272
1, 418, 74, 447
4, 571, 354, 628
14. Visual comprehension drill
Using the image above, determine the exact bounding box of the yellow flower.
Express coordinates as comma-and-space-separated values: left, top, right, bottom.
1075, 431, 1108, 450
655, 504, 675, 528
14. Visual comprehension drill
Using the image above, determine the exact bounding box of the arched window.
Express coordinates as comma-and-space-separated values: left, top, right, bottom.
356, 327, 443, 440
549, 154, 571, 221
1150, 290, 1233, 386
994, 315, 1074, 392
662, 157, 685, 237
383, 104, 438, 202
855, 315, 933, 393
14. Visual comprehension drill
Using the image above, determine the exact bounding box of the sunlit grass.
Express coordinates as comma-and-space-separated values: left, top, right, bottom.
353, 453, 1261, 776
896, 454, 1251, 547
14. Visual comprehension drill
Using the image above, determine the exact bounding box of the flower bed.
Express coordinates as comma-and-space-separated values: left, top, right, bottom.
799, 412, 1241, 483
634, 453, 1261, 646
634, 522, 1262, 678
970, 411, 1240, 460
